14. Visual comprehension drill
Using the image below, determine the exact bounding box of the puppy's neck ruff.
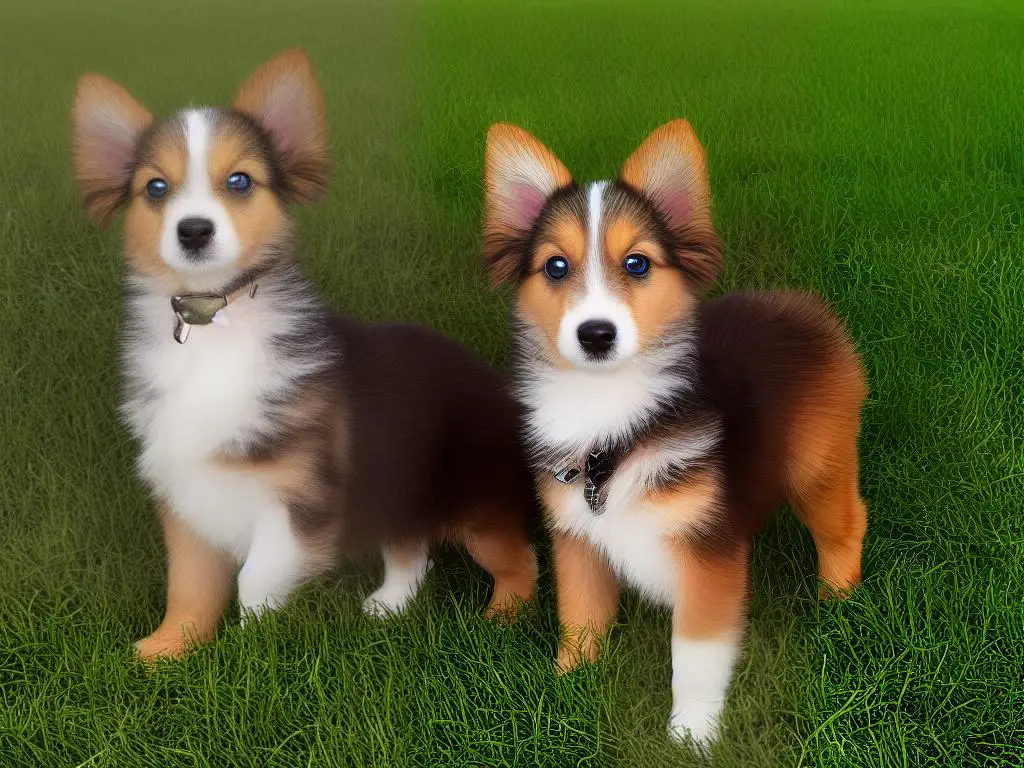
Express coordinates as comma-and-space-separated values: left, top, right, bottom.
170, 274, 262, 343
515, 321, 700, 468
121, 259, 336, 448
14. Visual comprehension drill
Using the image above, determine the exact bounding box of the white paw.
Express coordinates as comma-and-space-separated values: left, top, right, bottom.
361, 587, 412, 619
237, 598, 273, 628
362, 554, 432, 619
668, 700, 722, 753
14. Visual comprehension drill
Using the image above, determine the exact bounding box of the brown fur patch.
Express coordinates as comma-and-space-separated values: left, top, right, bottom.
643, 466, 723, 531
774, 293, 868, 594
549, 528, 620, 671
670, 536, 750, 640
457, 516, 538, 619
123, 127, 187, 280
207, 128, 291, 272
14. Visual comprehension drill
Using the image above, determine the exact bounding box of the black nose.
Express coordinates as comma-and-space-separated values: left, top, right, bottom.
177, 217, 215, 252
577, 320, 617, 357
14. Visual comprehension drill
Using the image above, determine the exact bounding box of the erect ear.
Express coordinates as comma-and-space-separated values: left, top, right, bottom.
620, 120, 722, 290
483, 123, 573, 285
71, 74, 153, 226
234, 48, 331, 203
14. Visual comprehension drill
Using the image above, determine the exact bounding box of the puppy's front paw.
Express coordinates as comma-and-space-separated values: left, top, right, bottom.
134, 631, 190, 663
361, 587, 412, 619
238, 604, 268, 629
555, 636, 601, 674
667, 702, 721, 753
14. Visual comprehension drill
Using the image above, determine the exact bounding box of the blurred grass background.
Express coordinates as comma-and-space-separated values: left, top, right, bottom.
1, 0, 1022, 765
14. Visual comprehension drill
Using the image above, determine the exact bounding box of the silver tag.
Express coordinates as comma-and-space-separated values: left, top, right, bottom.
173, 314, 191, 344
554, 465, 581, 484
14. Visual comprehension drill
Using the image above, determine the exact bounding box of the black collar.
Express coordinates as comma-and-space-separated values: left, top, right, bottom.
546, 396, 706, 515
552, 446, 624, 515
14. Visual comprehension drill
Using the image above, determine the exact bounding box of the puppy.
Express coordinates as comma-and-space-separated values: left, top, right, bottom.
70, 50, 537, 661
482, 120, 868, 748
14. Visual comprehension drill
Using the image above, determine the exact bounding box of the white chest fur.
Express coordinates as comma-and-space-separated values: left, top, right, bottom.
524, 348, 719, 606
555, 487, 681, 605
122, 288, 314, 560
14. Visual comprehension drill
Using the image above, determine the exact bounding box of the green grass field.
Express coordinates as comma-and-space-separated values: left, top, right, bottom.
2, 0, 1023, 765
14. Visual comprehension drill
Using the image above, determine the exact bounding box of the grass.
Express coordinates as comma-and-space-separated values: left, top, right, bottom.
1, 0, 1023, 765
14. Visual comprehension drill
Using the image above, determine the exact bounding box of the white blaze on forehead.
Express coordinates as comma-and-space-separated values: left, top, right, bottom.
184, 110, 212, 195
158, 108, 242, 282
584, 180, 609, 287
555, 180, 640, 368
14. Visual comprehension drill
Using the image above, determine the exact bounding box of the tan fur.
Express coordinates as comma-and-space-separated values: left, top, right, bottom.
71, 74, 153, 225
124, 131, 187, 280
643, 467, 723, 530
778, 294, 869, 595
620, 120, 722, 289
135, 511, 235, 661
670, 537, 750, 640
602, 215, 698, 351
233, 49, 330, 203
457, 516, 538, 620
549, 529, 620, 672
207, 130, 292, 271
516, 217, 587, 361
483, 123, 573, 285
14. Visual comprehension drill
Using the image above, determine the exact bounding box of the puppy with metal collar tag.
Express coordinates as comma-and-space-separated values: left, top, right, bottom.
71, 50, 538, 661
481, 120, 868, 749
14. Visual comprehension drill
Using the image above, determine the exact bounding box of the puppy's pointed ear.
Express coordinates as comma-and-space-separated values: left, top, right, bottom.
483, 123, 572, 285
620, 120, 722, 290
234, 48, 330, 203
71, 74, 153, 226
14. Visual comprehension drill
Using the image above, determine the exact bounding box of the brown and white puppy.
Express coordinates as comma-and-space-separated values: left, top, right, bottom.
482, 120, 868, 749
71, 50, 537, 661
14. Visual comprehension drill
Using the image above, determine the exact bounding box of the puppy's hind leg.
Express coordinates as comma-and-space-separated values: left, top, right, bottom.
459, 515, 538, 621
362, 541, 432, 618
791, 471, 867, 598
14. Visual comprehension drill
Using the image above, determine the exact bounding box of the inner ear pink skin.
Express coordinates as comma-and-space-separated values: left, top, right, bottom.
660, 188, 692, 226
260, 84, 312, 155
511, 182, 549, 232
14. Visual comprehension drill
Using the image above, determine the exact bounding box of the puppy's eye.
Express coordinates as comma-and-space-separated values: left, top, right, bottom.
226, 172, 252, 194
624, 254, 650, 277
145, 178, 169, 200
544, 256, 570, 281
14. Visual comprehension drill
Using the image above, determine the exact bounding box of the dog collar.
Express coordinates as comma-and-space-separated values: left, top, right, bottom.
171, 282, 258, 344
553, 448, 621, 515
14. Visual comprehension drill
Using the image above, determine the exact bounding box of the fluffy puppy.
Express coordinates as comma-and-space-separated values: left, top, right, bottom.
482, 120, 868, 748
71, 50, 537, 660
